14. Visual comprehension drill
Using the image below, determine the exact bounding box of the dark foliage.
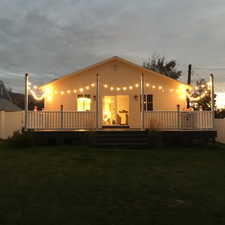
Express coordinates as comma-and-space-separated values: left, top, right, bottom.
143, 55, 182, 80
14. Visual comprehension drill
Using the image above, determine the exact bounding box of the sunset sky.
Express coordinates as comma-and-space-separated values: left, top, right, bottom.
0, 0, 225, 102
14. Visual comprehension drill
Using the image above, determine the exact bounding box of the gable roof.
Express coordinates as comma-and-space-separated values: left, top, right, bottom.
41, 56, 190, 88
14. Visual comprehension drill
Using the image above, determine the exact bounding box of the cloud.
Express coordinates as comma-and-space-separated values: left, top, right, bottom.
0, 0, 225, 92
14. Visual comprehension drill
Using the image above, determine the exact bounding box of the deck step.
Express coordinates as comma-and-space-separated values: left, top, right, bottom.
92, 130, 149, 147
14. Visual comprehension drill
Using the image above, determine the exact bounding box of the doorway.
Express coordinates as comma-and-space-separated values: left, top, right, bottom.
102, 95, 129, 126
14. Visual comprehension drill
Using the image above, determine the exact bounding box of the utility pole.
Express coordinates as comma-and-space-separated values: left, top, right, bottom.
210, 73, 215, 128
187, 64, 192, 108
24, 73, 29, 131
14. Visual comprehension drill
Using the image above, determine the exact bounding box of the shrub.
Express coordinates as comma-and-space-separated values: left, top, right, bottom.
7, 131, 34, 148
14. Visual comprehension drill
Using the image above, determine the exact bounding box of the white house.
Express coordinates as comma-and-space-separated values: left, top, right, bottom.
26, 56, 213, 130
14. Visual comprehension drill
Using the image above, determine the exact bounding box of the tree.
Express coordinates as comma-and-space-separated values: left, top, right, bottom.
143, 55, 182, 80
189, 78, 216, 111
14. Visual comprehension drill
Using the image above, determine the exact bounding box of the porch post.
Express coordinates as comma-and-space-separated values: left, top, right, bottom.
210, 73, 215, 128
96, 73, 100, 129
140, 72, 144, 130
24, 73, 29, 131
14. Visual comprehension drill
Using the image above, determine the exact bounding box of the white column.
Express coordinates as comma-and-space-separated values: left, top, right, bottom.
96, 73, 100, 129
210, 73, 215, 128
140, 72, 144, 130
24, 73, 29, 131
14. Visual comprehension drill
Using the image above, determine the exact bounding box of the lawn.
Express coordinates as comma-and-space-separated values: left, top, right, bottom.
0, 143, 225, 225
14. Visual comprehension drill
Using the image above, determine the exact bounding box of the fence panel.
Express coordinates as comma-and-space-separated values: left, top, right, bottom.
0, 111, 24, 139
215, 119, 225, 144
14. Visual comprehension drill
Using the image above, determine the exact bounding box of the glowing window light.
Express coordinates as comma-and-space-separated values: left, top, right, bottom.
77, 97, 91, 111
79, 88, 83, 92
146, 83, 150, 87
67, 90, 71, 94
152, 85, 155, 89
73, 89, 77, 93
110, 87, 114, 91
104, 84, 108, 88
123, 87, 127, 91
91, 83, 95, 87
117, 87, 120, 91
135, 84, 139, 88
129, 86, 133, 90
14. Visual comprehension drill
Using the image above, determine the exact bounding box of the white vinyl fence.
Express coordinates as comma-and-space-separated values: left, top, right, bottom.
215, 119, 225, 144
144, 111, 213, 129
0, 111, 24, 139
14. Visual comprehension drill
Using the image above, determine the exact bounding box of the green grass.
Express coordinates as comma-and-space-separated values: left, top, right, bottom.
0, 143, 225, 225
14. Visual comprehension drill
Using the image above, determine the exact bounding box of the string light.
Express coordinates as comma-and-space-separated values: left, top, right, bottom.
30, 89, 46, 100
123, 87, 127, 91
67, 90, 71, 94
129, 86, 133, 90
73, 89, 77, 93
104, 84, 108, 88
60, 91, 64, 95
146, 83, 150, 87
135, 84, 139, 88
110, 87, 114, 91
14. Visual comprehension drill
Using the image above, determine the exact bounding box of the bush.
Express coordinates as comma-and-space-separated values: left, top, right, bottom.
7, 131, 34, 148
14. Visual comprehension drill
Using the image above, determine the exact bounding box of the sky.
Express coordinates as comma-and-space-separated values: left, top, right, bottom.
0, 0, 225, 99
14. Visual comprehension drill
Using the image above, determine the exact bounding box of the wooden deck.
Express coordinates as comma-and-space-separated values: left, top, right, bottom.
26, 128, 217, 147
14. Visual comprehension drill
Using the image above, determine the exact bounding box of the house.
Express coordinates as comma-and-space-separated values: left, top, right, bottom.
33, 56, 195, 129
0, 80, 21, 112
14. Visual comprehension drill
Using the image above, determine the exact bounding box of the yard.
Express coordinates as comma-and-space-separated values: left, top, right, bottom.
0, 143, 225, 225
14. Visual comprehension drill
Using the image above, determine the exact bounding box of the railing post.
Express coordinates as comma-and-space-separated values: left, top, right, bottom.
177, 104, 180, 129
24, 73, 29, 131
60, 105, 64, 129
96, 73, 100, 129
140, 72, 144, 130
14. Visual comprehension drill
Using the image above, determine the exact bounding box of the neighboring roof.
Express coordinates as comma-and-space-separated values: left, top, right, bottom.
0, 98, 22, 111
41, 56, 190, 88
0, 80, 12, 101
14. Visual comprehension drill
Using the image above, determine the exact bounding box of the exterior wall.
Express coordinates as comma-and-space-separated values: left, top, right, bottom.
43, 60, 188, 128
215, 119, 225, 144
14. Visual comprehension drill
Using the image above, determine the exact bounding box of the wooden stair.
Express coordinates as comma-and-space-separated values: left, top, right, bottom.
92, 130, 149, 148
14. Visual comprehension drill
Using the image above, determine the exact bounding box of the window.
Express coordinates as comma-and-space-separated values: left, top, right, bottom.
77, 95, 91, 111
141, 95, 153, 111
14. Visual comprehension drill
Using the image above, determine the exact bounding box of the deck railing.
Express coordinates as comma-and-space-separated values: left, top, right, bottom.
27, 110, 213, 130
27, 111, 96, 129
144, 111, 213, 130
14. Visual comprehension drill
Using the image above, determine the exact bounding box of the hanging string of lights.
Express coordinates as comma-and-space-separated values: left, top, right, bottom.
28, 79, 212, 102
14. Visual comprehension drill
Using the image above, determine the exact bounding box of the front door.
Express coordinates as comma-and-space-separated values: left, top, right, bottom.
102, 95, 129, 126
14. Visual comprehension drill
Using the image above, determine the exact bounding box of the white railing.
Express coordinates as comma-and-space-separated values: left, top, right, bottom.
27, 111, 96, 129
26, 110, 213, 130
144, 111, 213, 130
